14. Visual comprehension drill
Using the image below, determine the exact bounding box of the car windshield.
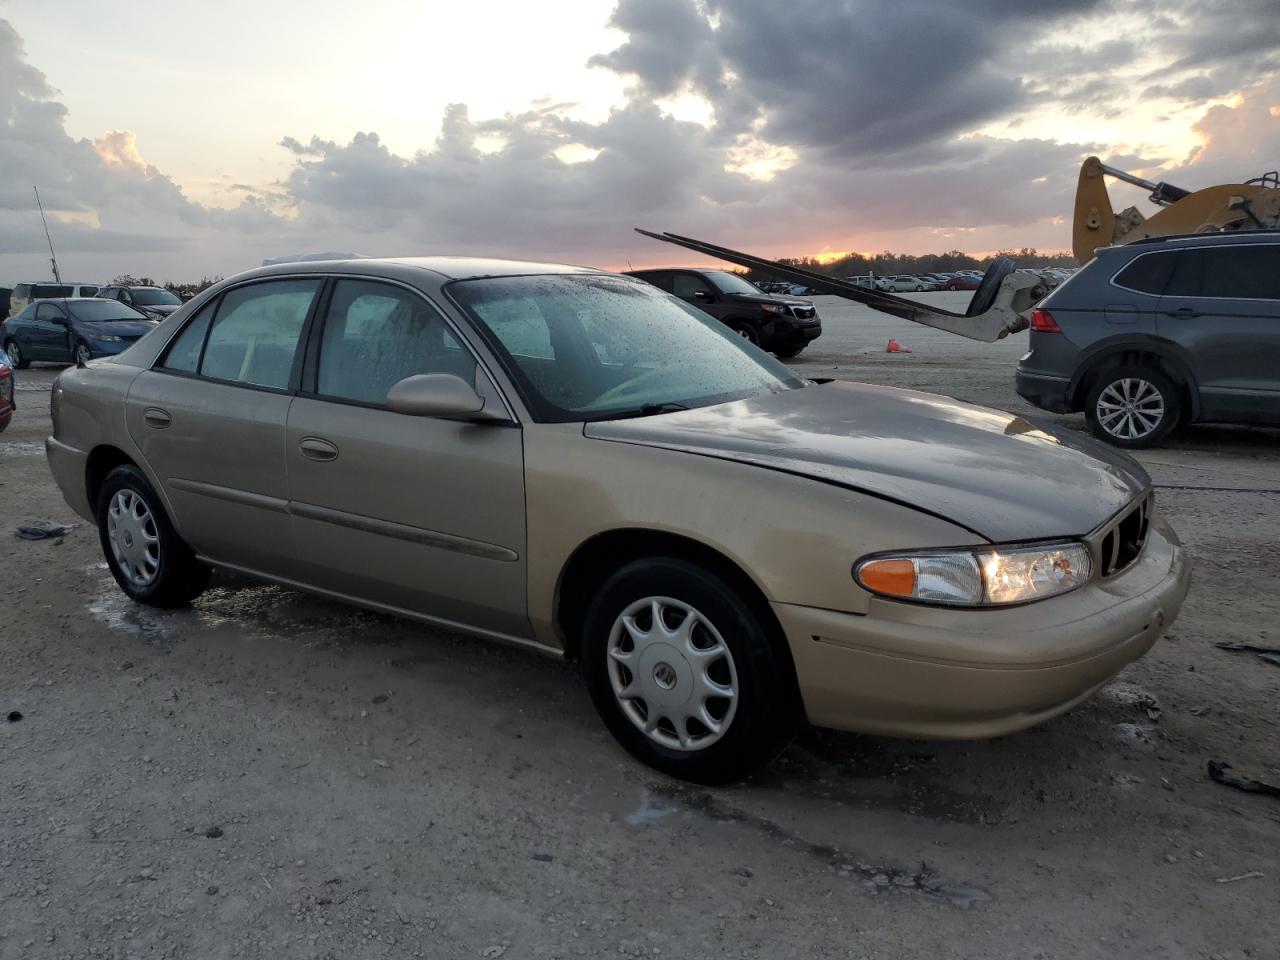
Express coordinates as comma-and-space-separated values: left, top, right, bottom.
132, 288, 181, 306
69, 301, 147, 323
449, 274, 804, 423
705, 270, 764, 296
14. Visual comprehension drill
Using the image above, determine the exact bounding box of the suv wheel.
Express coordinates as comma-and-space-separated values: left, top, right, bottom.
1085, 365, 1181, 448
581, 558, 799, 784
3, 339, 29, 369
728, 323, 760, 345
775, 344, 805, 359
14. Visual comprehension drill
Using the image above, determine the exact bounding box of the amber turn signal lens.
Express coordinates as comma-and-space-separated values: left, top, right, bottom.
857, 558, 916, 597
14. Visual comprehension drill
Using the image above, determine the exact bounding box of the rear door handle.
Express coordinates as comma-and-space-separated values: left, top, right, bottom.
1164, 307, 1200, 317
143, 407, 171, 429
299, 437, 339, 462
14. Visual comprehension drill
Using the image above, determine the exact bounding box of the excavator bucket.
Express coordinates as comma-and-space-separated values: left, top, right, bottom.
635, 229, 1043, 342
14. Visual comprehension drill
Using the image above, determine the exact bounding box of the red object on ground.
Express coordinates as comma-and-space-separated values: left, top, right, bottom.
0, 365, 13, 432
886, 339, 912, 353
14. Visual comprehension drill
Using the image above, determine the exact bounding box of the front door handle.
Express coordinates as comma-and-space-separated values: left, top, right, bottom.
143, 407, 171, 429
1164, 307, 1200, 317
299, 437, 339, 462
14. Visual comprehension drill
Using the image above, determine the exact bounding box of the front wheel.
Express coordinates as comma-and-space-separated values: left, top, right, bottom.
774, 344, 805, 359
581, 558, 799, 784
4, 339, 29, 369
97, 465, 211, 607
728, 323, 760, 345
73, 340, 93, 367
1085, 365, 1181, 448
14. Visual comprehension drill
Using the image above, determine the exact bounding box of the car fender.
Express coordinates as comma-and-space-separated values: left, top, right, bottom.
1067, 334, 1201, 418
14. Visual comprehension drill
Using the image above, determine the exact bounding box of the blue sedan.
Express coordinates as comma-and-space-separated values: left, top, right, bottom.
1, 298, 158, 368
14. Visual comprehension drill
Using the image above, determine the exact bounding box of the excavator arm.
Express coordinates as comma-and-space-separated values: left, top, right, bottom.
635, 229, 1047, 342
1073, 156, 1280, 264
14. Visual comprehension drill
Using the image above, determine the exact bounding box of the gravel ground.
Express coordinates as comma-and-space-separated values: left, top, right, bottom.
2, 294, 1278, 959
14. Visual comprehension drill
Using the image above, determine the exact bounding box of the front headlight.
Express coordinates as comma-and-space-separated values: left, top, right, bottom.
760, 303, 786, 314
855, 542, 1092, 607
91, 334, 122, 342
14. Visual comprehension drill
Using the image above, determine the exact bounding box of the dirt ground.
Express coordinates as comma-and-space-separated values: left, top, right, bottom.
2, 295, 1278, 959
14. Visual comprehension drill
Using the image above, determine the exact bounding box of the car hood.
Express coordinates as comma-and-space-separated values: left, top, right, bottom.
137, 304, 180, 317
584, 381, 1149, 542
728, 293, 812, 308
83, 320, 159, 337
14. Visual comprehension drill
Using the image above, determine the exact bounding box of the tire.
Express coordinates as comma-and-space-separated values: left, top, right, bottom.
728, 322, 760, 345
4, 339, 30, 369
914, 285, 925, 292
96, 465, 211, 608
1084, 364, 1181, 449
73, 339, 92, 367
581, 558, 799, 784
774, 344, 805, 359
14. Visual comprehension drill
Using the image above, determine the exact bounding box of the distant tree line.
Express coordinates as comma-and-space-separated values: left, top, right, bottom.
744, 247, 1075, 282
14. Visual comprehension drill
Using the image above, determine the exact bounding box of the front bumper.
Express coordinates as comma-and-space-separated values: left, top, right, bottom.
774, 517, 1190, 739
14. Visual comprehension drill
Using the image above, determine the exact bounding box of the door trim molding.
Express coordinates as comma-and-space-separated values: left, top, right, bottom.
168, 478, 289, 513
289, 499, 519, 562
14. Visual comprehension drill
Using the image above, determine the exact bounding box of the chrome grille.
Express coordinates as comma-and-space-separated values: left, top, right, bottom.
1097, 495, 1152, 577
791, 306, 816, 320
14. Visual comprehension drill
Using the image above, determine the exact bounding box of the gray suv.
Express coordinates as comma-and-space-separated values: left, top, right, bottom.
1016, 232, 1280, 447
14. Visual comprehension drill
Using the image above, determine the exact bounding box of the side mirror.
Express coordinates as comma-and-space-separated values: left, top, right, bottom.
386, 373, 505, 422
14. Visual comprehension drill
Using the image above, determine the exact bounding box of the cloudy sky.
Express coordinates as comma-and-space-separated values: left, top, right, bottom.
2, 0, 1278, 283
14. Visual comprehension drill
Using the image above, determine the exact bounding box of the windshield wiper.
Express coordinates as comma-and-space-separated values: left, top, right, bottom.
606, 402, 690, 420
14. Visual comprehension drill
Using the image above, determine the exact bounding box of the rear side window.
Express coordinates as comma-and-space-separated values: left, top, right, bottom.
33, 284, 73, 298
14, 284, 31, 298
160, 301, 217, 373
200, 279, 321, 389
315, 280, 476, 405
78, 285, 100, 297
1166, 245, 1280, 300
1113, 252, 1177, 295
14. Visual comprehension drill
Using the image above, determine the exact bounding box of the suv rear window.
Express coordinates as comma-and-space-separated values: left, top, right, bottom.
1165, 245, 1280, 300
1113, 252, 1177, 295
32, 284, 73, 298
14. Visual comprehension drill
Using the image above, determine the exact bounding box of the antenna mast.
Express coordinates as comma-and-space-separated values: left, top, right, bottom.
34, 186, 62, 283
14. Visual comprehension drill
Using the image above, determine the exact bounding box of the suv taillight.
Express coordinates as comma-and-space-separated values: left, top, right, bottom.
1030, 308, 1061, 333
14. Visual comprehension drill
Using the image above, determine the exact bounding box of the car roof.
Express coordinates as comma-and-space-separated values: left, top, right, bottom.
1110, 229, 1280, 253
248, 256, 608, 283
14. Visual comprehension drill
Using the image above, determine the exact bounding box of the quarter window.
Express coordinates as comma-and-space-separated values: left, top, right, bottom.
1113, 252, 1177, 295
160, 301, 217, 373
200, 279, 320, 389
315, 280, 476, 405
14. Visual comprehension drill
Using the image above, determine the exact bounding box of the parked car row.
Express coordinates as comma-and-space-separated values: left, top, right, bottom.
2, 298, 159, 368
6, 282, 183, 319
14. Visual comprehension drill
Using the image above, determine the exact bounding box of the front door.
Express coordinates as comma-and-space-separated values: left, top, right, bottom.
126, 278, 323, 574
284, 278, 529, 639
1157, 243, 1280, 423
32, 302, 71, 361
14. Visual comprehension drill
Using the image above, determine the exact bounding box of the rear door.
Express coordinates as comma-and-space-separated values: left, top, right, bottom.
284, 277, 528, 637
1157, 243, 1280, 423
126, 277, 323, 574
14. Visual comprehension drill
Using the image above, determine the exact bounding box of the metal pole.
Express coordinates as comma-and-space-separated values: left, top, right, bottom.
34, 186, 62, 283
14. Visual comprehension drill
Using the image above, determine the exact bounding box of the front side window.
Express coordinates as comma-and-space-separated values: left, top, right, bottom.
705, 270, 762, 296
36, 302, 66, 322
1113, 251, 1178, 295
315, 280, 476, 405
450, 274, 803, 422
200, 279, 321, 389
672, 273, 714, 298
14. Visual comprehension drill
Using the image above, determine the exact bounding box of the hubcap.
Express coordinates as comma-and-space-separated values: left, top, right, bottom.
76, 343, 91, 364
607, 596, 739, 752
106, 489, 161, 587
736, 328, 752, 340
1097, 378, 1165, 440
6, 342, 19, 364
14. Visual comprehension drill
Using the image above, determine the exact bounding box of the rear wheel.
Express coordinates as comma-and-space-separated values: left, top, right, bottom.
1085, 365, 1181, 448
582, 558, 799, 784
4, 339, 29, 369
97, 465, 211, 607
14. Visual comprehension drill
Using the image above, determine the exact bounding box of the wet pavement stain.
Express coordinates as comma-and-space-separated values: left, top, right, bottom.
648, 781, 993, 909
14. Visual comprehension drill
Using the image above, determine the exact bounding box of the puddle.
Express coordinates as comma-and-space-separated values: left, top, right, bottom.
87, 589, 183, 643
638, 782, 992, 909
624, 789, 678, 827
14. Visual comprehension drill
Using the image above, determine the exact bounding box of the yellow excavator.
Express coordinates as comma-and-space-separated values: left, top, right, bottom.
640, 156, 1280, 342
1072, 155, 1280, 265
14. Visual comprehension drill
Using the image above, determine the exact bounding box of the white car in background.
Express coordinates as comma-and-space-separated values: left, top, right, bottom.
875, 275, 927, 292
